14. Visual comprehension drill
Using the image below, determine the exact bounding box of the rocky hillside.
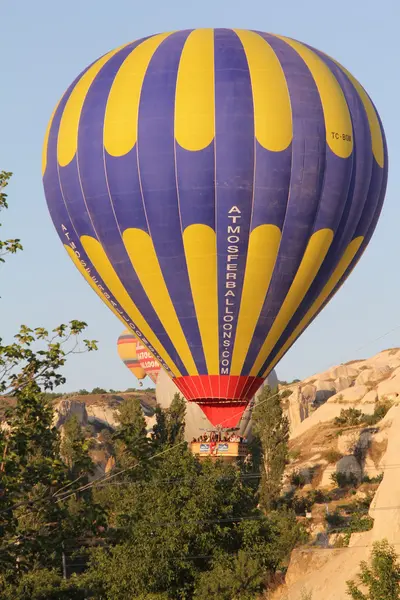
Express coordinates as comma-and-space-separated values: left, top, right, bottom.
270, 348, 400, 599
52, 390, 156, 429
282, 347, 400, 433
48, 390, 158, 480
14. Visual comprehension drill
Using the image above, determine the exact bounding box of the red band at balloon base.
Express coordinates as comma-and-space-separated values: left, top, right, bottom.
173, 375, 264, 427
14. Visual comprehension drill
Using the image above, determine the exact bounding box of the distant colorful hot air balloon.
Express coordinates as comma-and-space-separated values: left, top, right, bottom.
135, 339, 161, 384
117, 328, 146, 385
43, 28, 388, 429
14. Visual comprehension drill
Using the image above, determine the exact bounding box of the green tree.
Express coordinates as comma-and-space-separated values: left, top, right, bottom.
86, 443, 305, 600
0, 323, 99, 588
347, 539, 400, 599
113, 396, 151, 469
152, 393, 186, 449
166, 393, 186, 445
91, 386, 107, 394
194, 551, 264, 600
252, 385, 290, 510
60, 414, 94, 479
0, 173, 100, 591
0, 568, 85, 600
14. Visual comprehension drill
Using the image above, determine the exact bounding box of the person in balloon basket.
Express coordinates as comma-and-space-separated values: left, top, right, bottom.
209, 439, 217, 455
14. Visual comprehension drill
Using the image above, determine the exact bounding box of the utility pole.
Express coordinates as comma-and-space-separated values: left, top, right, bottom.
62, 541, 67, 580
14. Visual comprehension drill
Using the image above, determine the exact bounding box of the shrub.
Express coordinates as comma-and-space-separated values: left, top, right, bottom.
323, 449, 343, 464
326, 510, 346, 529
306, 489, 328, 504
292, 494, 312, 515
288, 448, 301, 461
334, 534, 350, 547
290, 469, 306, 488
91, 387, 108, 394
84, 424, 95, 438
331, 471, 359, 488
347, 539, 400, 599
363, 400, 392, 426
362, 473, 384, 484
348, 513, 374, 533
334, 408, 363, 427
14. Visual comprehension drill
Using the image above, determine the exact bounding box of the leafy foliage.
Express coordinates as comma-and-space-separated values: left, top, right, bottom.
0, 323, 100, 593
326, 496, 374, 538
0, 175, 100, 594
253, 386, 290, 510
0, 568, 85, 600
86, 445, 305, 599
334, 408, 364, 427
0, 171, 22, 263
331, 471, 359, 488
334, 402, 392, 429
112, 396, 152, 471
347, 539, 400, 599
152, 392, 186, 450
91, 386, 107, 394
60, 415, 94, 479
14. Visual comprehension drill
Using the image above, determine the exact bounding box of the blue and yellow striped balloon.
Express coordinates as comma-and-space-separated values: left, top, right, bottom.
43, 28, 388, 428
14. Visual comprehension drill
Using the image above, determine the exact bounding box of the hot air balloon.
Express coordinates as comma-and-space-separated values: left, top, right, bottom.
43, 28, 388, 430
117, 328, 147, 386
135, 338, 161, 384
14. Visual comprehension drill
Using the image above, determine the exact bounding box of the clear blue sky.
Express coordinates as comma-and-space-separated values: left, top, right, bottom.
1, 0, 399, 393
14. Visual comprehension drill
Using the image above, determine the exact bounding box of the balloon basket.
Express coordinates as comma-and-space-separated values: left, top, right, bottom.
190, 440, 248, 461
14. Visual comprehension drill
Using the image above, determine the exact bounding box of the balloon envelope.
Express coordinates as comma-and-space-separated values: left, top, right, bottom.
135, 339, 161, 384
43, 28, 388, 428
117, 328, 146, 382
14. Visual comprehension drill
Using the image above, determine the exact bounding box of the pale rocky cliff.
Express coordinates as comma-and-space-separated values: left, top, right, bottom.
269, 348, 400, 600
282, 348, 400, 433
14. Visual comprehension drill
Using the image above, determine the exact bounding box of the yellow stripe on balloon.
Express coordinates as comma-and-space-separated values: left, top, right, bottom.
118, 342, 137, 361
123, 228, 198, 376
104, 33, 173, 157
234, 30, 292, 152
80, 235, 181, 376
42, 99, 61, 176
330, 58, 384, 168
175, 29, 215, 151
65, 245, 131, 327
57, 45, 127, 167
231, 224, 281, 375
67, 245, 153, 380
251, 228, 334, 376
263, 236, 364, 377
277, 36, 353, 159
183, 224, 219, 373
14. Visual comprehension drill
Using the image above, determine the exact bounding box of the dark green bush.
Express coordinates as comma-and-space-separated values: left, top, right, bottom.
331, 471, 359, 488
362, 473, 384, 484
334, 408, 363, 427
290, 469, 307, 488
